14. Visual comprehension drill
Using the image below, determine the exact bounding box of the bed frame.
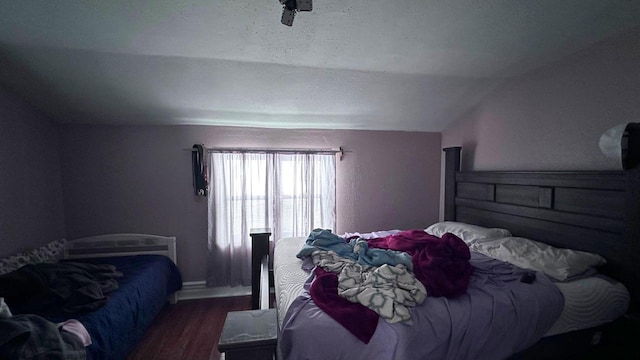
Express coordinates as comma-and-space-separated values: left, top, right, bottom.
443, 146, 640, 358
443, 147, 640, 311
64, 233, 179, 304
256, 146, 639, 357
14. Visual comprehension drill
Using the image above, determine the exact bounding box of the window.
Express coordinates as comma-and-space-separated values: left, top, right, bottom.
206, 151, 336, 286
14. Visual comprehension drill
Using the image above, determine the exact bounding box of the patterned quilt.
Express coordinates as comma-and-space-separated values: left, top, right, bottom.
311, 250, 426, 322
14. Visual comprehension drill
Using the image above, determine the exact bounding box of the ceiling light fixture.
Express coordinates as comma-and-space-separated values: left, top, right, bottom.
280, 0, 312, 26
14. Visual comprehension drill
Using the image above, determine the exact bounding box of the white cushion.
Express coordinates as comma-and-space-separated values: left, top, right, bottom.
470, 237, 606, 281
425, 221, 512, 245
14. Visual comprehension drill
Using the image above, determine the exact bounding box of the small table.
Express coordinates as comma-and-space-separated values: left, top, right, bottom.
218, 309, 277, 360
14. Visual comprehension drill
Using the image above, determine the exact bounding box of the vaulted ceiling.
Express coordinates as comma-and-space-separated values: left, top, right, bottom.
1, 1, 638, 131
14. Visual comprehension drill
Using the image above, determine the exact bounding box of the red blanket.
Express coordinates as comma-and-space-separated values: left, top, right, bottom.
367, 230, 473, 298
309, 267, 379, 343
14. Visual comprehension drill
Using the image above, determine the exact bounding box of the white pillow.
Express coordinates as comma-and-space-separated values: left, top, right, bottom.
425, 221, 512, 245
470, 237, 606, 282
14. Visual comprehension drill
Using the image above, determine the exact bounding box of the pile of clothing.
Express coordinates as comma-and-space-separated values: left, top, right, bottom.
0, 297, 91, 360
296, 229, 473, 343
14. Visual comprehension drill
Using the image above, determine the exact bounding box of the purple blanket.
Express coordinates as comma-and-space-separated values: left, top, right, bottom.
279, 252, 564, 360
367, 230, 473, 297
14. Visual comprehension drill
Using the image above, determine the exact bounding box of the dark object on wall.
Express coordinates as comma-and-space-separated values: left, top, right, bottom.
192, 144, 208, 197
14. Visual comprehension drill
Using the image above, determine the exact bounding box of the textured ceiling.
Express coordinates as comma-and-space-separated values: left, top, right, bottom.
0, 0, 639, 131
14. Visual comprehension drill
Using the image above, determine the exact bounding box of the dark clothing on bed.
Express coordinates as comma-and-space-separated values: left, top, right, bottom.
0, 262, 122, 314
0, 314, 85, 360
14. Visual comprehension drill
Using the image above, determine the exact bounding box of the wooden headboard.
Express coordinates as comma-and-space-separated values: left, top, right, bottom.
443, 147, 640, 311
64, 233, 177, 265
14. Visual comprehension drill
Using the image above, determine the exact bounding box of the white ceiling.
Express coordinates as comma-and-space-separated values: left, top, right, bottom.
0, 0, 638, 131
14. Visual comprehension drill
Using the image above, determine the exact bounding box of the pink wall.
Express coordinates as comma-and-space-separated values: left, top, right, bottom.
0, 88, 66, 257
442, 27, 640, 172
60, 125, 441, 282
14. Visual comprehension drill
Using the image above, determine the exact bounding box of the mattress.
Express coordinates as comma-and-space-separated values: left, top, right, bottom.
274, 236, 310, 328
545, 275, 630, 336
274, 236, 630, 336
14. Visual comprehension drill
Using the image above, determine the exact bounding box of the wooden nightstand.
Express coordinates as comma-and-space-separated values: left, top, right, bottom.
218, 309, 277, 360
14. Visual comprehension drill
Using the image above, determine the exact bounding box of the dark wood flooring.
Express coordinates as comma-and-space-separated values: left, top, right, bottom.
128, 296, 252, 360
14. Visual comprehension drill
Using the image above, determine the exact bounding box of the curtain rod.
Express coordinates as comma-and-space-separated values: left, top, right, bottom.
183, 146, 350, 160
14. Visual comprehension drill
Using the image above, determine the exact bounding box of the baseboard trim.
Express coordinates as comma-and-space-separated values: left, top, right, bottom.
176, 281, 252, 301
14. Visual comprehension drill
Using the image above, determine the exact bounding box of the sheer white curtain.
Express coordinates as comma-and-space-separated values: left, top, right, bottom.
207, 152, 335, 287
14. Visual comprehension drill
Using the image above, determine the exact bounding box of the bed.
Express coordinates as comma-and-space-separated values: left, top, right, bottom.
266, 146, 640, 359
0, 233, 182, 360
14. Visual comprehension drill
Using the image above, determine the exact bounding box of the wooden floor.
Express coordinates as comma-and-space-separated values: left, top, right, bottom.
128, 296, 252, 360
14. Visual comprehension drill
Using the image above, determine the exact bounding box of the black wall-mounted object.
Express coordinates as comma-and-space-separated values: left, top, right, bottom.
192, 144, 208, 197
624, 123, 640, 170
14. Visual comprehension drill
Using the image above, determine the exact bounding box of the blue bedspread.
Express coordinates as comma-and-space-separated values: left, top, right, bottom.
21, 255, 182, 360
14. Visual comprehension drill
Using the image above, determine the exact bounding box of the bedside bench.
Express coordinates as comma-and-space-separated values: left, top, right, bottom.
218, 308, 277, 360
